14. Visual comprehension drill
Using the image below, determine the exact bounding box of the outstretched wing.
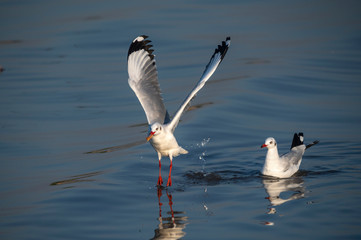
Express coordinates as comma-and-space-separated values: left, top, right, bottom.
127, 35, 170, 125
167, 37, 231, 132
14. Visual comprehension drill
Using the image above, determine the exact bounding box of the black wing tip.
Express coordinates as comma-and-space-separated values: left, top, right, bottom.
127, 35, 155, 60
306, 140, 320, 149
215, 36, 231, 62
290, 132, 304, 149
290, 132, 320, 150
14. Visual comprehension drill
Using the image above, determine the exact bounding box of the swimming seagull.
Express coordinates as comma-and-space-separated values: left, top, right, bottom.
127, 35, 231, 187
261, 133, 319, 178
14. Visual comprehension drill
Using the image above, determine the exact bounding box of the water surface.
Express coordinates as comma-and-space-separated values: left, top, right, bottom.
1, 1, 361, 239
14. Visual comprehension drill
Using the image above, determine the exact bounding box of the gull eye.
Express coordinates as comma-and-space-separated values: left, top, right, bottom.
270, 141, 273, 144
155, 127, 158, 131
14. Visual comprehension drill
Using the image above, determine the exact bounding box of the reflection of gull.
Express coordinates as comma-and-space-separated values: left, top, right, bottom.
261, 132, 319, 178
127, 35, 230, 186
151, 188, 188, 240
263, 177, 305, 207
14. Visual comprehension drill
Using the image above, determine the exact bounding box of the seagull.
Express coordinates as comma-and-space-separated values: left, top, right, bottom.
127, 35, 231, 187
261, 132, 319, 178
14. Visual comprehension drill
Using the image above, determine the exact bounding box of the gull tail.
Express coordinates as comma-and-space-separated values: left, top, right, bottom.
179, 147, 188, 154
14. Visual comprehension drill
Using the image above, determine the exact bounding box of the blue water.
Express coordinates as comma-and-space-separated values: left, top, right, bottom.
1, 1, 361, 239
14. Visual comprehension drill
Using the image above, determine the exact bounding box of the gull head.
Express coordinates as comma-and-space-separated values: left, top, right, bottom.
146, 122, 163, 142
261, 137, 277, 149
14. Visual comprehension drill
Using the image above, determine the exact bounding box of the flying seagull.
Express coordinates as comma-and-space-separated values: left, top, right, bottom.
127, 35, 231, 186
261, 132, 319, 178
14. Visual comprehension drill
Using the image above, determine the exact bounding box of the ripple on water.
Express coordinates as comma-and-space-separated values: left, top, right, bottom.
183, 169, 261, 186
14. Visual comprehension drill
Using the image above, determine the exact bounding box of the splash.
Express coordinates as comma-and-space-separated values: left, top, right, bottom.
200, 137, 210, 147
199, 152, 206, 166
196, 138, 210, 172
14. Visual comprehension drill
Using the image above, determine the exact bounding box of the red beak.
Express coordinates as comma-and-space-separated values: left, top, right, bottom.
146, 131, 155, 142
261, 144, 267, 148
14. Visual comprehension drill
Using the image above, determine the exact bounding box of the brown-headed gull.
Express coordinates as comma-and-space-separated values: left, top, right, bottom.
261, 132, 319, 178
127, 35, 231, 186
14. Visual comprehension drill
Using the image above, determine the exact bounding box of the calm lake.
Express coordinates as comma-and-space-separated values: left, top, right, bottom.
1, 1, 361, 239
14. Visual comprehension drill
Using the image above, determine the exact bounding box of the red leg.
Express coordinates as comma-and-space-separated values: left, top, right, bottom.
157, 159, 163, 186
166, 191, 175, 223
166, 160, 173, 187
157, 187, 163, 218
